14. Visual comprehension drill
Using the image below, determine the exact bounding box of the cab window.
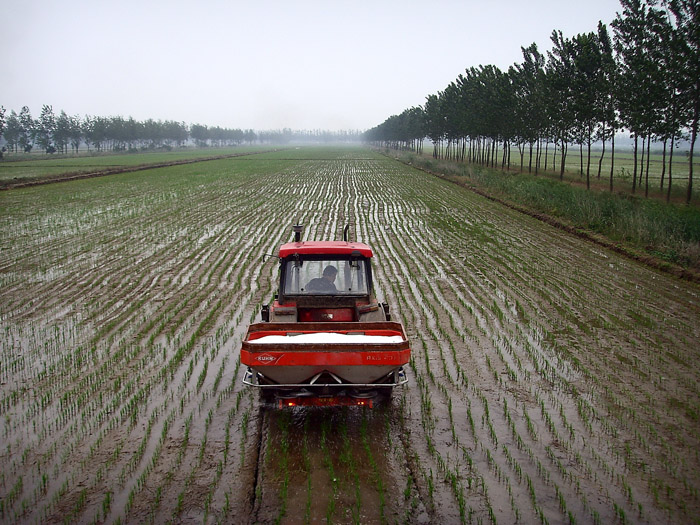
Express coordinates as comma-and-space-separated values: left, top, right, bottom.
283, 259, 368, 295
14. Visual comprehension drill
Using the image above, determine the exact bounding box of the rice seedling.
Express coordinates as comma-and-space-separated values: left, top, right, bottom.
0, 147, 697, 524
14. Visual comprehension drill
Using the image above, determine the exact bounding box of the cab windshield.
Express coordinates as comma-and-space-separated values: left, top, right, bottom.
283, 258, 369, 295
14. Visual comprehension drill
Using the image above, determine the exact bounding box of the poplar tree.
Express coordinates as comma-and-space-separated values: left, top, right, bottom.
595, 22, 619, 190
18, 106, 34, 152
667, 0, 699, 204
547, 30, 577, 179
0, 106, 5, 158
53, 111, 72, 154
36, 104, 56, 153
511, 44, 547, 173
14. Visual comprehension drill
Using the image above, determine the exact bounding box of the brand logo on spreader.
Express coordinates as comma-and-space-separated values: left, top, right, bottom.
256, 354, 278, 363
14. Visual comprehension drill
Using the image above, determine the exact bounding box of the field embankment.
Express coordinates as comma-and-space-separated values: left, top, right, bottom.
0, 147, 698, 524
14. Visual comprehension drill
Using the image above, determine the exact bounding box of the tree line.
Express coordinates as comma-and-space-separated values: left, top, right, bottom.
0, 106, 363, 155
364, 0, 699, 204
0, 106, 205, 153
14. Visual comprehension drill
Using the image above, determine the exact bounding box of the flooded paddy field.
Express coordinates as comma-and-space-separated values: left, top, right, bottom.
0, 147, 698, 524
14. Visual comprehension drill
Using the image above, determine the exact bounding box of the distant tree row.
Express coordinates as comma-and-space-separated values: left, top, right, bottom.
364, 0, 699, 204
0, 106, 257, 154
0, 106, 365, 156
190, 124, 257, 148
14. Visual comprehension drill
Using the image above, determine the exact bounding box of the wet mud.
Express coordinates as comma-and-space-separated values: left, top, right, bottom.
251, 402, 429, 524
1, 149, 698, 524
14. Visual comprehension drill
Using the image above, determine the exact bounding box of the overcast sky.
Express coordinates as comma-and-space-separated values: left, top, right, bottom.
3, 0, 623, 132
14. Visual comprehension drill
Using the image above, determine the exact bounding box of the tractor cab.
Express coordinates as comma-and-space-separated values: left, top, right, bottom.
280, 243, 372, 297
262, 228, 389, 323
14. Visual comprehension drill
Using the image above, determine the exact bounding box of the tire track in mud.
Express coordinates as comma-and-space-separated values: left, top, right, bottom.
246, 159, 429, 524
1, 149, 698, 524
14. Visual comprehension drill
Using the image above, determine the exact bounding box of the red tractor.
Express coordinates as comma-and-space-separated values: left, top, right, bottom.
241, 225, 410, 407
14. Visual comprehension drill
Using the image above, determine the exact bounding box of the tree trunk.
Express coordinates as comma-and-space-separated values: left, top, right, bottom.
598, 133, 606, 180
687, 105, 698, 204
639, 135, 646, 188
660, 138, 667, 190
586, 124, 592, 180
560, 140, 567, 180
668, 135, 675, 203
645, 135, 651, 198
518, 142, 525, 172
632, 135, 638, 194
586, 136, 591, 190
610, 132, 615, 192
544, 141, 549, 172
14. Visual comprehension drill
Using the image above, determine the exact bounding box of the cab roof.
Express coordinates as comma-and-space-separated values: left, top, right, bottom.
278, 241, 373, 258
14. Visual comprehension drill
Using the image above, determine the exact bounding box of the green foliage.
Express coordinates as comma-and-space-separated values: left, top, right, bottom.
368, 0, 700, 203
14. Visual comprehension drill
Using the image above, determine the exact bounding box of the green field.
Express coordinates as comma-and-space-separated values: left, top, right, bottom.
0, 147, 271, 183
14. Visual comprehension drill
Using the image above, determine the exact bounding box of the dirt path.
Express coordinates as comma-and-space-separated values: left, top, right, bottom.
0, 149, 698, 524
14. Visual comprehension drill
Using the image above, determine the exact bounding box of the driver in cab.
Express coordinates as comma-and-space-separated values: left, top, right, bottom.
306, 265, 338, 293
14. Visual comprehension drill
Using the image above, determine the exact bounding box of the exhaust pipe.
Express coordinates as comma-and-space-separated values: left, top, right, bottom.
293, 224, 303, 242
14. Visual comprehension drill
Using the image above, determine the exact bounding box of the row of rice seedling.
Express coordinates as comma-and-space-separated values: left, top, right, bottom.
1, 147, 697, 522
106, 154, 404, 520
243, 158, 431, 523
0, 153, 312, 522
352, 154, 698, 524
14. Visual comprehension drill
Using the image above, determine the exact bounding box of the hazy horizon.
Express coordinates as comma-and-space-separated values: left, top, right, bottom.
3, 0, 623, 131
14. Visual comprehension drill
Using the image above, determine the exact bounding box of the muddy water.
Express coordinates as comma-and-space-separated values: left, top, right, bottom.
1, 150, 699, 524
252, 402, 430, 524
